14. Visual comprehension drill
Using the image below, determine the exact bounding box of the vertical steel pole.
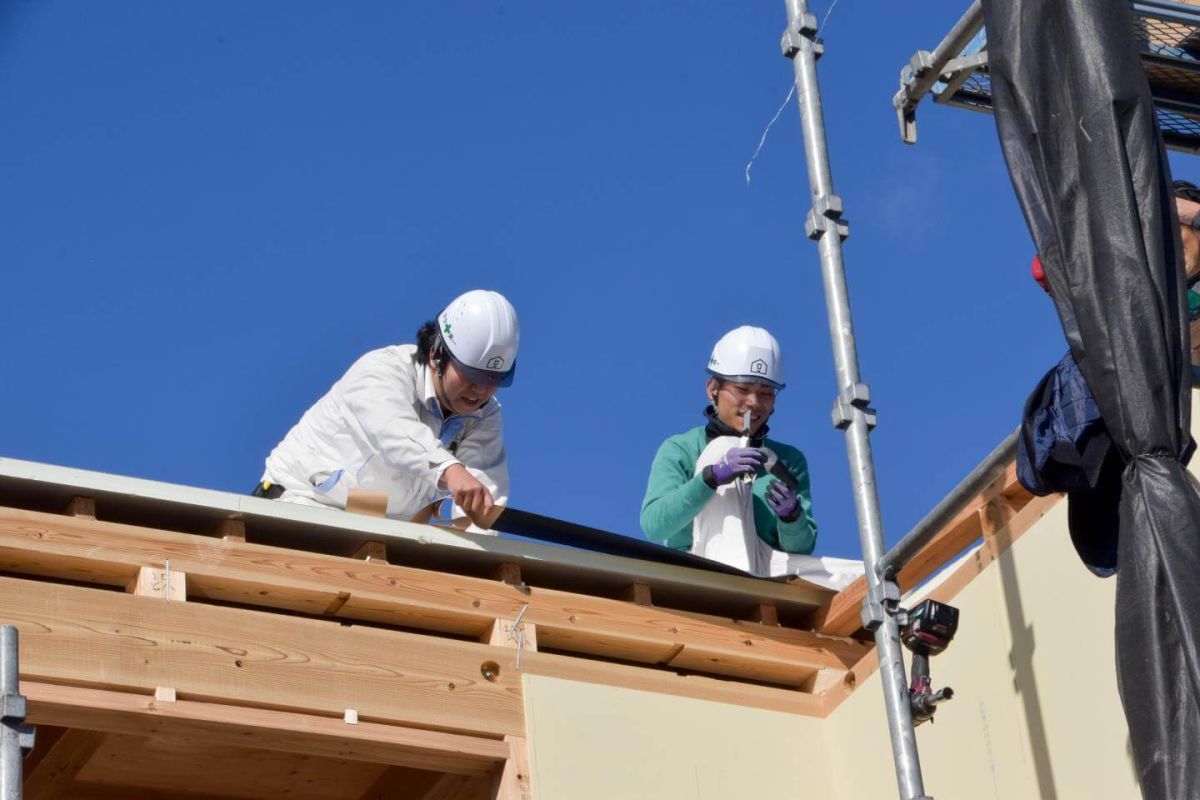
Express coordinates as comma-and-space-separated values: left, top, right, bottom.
779, 2, 930, 798
0, 626, 29, 800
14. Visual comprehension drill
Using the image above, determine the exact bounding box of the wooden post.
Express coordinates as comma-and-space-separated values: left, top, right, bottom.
492, 563, 522, 586
751, 602, 779, 626
215, 519, 246, 543
62, 497, 95, 519
127, 565, 186, 601
620, 583, 653, 606
346, 489, 389, 518
353, 541, 389, 564
492, 735, 532, 800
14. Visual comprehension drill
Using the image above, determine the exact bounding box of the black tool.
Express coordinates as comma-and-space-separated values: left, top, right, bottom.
900, 599, 959, 725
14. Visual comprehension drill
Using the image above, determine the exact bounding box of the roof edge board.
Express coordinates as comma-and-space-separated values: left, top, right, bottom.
0, 456, 832, 612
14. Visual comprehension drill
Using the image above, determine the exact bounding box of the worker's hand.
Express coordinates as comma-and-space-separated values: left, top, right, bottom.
766, 480, 800, 522
442, 464, 495, 521
707, 447, 766, 487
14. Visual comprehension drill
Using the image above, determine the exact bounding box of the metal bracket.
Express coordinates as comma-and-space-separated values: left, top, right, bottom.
0, 695, 24, 723
902, 50, 936, 87
894, 50, 935, 144
831, 382, 877, 430
860, 579, 902, 631
779, 12, 824, 60
1, 692, 34, 757
14, 725, 35, 757
805, 193, 848, 241
805, 209, 849, 241
813, 193, 843, 219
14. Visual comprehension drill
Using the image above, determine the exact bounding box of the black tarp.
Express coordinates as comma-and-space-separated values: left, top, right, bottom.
981, 1, 1200, 796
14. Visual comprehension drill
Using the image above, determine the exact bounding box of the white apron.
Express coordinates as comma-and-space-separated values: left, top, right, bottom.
691, 436, 864, 589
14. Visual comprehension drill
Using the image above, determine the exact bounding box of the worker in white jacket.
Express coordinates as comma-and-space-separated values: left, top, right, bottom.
256, 290, 519, 527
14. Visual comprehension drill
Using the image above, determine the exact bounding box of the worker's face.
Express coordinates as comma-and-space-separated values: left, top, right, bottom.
1177, 197, 1200, 281
436, 358, 498, 415
1181, 226, 1200, 281
708, 378, 776, 435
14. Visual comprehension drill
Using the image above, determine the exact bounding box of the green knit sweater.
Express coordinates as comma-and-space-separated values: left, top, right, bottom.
640, 425, 818, 554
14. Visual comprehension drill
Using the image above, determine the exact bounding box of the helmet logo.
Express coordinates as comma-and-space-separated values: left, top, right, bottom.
487, 356, 505, 369
442, 321, 455, 343
708, 356, 719, 367
750, 359, 768, 375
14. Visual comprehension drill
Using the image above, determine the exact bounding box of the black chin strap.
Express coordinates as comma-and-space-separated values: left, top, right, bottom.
703, 405, 768, 446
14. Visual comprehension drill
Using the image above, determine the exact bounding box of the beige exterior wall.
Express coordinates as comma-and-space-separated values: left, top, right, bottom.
823, 499, 1140, 799
524, 492, 1153, 798
523, 674, 833, 800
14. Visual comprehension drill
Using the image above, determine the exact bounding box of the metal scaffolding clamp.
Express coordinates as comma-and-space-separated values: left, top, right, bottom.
861, 578, 903, 631
780, 12, 824, 60
805, 194, 849, 241
0, 695, 34, 758
831, 382, 876, 431
894, 51, 935, 144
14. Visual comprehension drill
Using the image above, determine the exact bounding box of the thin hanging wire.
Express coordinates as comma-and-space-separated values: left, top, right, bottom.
744, 0, 842, 185
744, 85, 796, 185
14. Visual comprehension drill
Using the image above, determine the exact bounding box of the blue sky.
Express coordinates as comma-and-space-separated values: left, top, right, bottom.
2, 1, 1176, 560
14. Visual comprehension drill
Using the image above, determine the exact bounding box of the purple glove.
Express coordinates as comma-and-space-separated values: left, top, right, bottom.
767, 480, 801, 522
705, 447, 766, 487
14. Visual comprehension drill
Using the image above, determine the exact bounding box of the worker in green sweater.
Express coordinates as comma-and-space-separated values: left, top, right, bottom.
640, 326, 817, 575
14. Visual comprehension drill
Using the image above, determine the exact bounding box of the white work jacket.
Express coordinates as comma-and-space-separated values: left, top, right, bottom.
261, 345, 508, 521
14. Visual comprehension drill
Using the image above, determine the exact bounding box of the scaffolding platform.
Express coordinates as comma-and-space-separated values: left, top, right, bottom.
896, 0, 1200, 152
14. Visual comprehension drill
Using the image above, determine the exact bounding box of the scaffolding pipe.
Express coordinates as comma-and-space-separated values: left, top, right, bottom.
0, 626, 24, 800
877, 429, 1019, 581
781, 2, 930, 797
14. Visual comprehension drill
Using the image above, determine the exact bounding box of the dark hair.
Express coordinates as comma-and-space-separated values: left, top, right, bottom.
415, 320, 440, 366
1174, 180, 1200, 203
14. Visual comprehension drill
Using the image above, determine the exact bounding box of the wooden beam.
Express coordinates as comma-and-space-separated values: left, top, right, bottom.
22, 681, 509, 776
520, 648, 824, 717
23, 728, 105, 800
0, 506, 867, 690
3, 576, 524, 737
813, 462, 1026, 637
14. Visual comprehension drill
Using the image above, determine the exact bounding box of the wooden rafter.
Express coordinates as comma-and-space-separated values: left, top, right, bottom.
23, 728, 105, 799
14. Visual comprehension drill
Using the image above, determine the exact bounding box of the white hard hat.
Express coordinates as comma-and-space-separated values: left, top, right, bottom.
707, 326, 784, 390
437, 290, 520, 387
